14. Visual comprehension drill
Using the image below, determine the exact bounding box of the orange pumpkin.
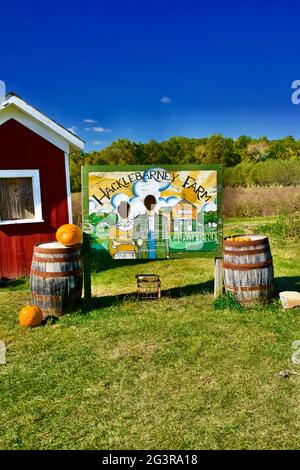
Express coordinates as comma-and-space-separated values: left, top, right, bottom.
56, 224, 82, 246
19, 305, 43, 328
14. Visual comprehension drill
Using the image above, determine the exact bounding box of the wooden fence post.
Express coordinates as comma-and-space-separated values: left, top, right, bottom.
214, 257, 223, 298
83, 233, 92, 303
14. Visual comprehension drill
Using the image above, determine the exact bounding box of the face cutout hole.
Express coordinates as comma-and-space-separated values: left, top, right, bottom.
144, 194, 157, 211
118, 201, 131, 218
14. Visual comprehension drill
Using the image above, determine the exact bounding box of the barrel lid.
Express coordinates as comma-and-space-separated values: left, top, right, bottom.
224, 235, 269, 247
37, 242, 67, 249
34, 242, 81, 253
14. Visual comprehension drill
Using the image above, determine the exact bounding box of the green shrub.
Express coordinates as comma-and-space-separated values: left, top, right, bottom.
224, 160, 300, 187
254, 213, 300, 239
213, 292, 244, 311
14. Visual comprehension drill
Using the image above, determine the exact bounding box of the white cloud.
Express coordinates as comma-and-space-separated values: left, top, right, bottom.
93, 126, 111, 133
202, 202, 217, 212
160, 96, 172, 104
92, 140, 107, 145
67, 126, 78, 134
84, 118, 97, 123
84, 127, 91, 131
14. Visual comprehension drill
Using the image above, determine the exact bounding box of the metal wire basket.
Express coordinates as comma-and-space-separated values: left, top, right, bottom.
136, 274, 161, 300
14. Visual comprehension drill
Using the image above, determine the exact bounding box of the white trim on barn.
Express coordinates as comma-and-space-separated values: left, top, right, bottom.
0, 105, 70, 153
64, 152, 73, 223
0, 169, 43, 225
0, 94, 84, 153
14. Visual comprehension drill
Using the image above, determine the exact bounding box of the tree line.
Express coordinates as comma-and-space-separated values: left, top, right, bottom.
70, 134, 300, 192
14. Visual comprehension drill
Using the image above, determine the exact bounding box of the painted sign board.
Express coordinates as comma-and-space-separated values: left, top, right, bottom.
82, 165, 223, 297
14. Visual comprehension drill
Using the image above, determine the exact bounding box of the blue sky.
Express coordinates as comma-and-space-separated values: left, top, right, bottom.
1, 0, 300, 151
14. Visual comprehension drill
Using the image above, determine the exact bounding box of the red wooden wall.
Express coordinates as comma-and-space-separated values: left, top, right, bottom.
0, 119, 69, 278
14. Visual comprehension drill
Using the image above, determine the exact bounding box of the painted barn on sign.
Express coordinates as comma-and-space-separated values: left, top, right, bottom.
171, 199, 197, 233
0, 93, 84, 279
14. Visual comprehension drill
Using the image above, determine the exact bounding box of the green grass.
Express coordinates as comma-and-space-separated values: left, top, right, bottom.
0, 216, 300, 450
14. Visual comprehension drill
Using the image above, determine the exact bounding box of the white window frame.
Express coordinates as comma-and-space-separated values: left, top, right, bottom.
0, 169, 43, 225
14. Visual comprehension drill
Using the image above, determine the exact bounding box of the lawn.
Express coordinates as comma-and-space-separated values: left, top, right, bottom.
0, 216, 300, 450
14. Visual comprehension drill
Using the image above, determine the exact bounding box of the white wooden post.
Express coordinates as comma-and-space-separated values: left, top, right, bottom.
0, 341, 6, 365
214, 257, 223, 298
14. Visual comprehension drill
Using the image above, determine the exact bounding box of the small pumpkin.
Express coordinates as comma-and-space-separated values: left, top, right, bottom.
19, 305, 43, 328
56, 224, 82, 246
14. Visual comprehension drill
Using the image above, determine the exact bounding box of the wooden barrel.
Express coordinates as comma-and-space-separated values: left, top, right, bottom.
223, 235, 274, 305
30, 242, 82, 316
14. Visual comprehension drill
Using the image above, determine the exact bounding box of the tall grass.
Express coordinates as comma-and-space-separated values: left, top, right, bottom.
224, 186, 300, 217
72, 193, 82, 227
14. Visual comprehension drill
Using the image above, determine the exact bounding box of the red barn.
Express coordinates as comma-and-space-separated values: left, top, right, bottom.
0, 92, 84, 279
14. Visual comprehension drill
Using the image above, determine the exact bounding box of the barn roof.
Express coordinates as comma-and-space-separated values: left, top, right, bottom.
172, 198, 197, 209
0, 92, 84, 153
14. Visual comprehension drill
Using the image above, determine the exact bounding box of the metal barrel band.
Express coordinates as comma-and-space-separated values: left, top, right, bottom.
34, 248, 80, 254
224, 248, 269, 256
222, 259, 273, 270
32, 255, 82, 263
32, 291, 82, 301
224, 284, 274, 292
32, 290, 81, 300
31, 269, 82, 278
